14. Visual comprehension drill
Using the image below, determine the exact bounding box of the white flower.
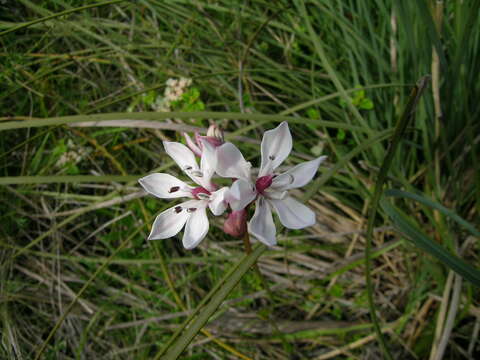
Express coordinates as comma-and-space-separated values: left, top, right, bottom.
139, 140, 228, 249
215, 121, 326, 246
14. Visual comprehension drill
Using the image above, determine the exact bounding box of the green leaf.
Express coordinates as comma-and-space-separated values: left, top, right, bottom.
328, 283, 344, 298
382, 199, 480, 287
142, 90, 157, 106
336, 128, 346, 141
359, 97, 374, 110
157, 244, 267, 359
385, 188, 480, 238
306, 108, 319, 119
352, 89, 365, 104
52, 139, 67, 157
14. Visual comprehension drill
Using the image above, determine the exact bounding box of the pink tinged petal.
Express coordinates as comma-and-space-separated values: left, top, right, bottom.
183, 133, 202, 157
269, 196, 316, 229
138, 173, 193, 199
199, 135, 223, 148
224, 209, 247, 238
248, 197, 277, 246
259, 121, 292, 177
148, 201, 194, 240
215, 142, 252, 180
271, 156, 327, 191
227, 179, 257, 211
208, 187, 228, 216
182, 206, 209, 249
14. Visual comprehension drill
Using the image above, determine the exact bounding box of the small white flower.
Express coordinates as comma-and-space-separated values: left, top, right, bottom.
215, 122, 326, 246
139, 140, 227, 249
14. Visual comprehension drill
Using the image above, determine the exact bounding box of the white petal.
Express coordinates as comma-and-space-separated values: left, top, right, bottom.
148, 200, 196, 240
263, 189, 287, 200
271, 156, 327, 191
248, 197, 276, 246
163, 141, 199, 172
138, 173, 193, 199
269, 196, 316, 229
259, 121, 292, 177
226, 179, 257, 211
199, 139, 217, 189
164, 141, 204, 186
183, 206, 209, 249
215, 142, 252, 180
208, 187, 228, 216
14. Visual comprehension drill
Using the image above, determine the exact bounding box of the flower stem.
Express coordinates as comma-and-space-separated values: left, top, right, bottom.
242, 231, 253, 254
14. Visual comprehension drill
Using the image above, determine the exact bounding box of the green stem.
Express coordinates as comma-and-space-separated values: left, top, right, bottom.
365, 76, 429, 360
157, 244, 267, 359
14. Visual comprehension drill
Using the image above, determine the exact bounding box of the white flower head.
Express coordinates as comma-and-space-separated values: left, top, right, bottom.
139, 139, 227, 249
215, 121, 327, 246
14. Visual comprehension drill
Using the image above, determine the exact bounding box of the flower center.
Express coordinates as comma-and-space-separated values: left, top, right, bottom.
255, 175, 274, 194
191, 186, 211, 200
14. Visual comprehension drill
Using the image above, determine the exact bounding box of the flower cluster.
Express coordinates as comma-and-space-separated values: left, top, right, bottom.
139, 122, 327, 249
153, 77, 192, 112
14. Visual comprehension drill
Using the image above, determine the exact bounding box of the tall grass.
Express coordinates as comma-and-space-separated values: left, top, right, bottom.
1, 0, 479, 359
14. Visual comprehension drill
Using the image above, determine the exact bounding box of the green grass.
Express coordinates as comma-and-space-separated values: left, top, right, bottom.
1, 0, 480, 359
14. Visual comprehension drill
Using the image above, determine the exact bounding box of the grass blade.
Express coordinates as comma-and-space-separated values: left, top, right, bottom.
156, 244, 267, 359
0, 0, 127, 37
0, 111, 366, 132
385, 188, 480, 238
364, 75, 430, 359
382, 199, 480, 287
0, 175, 140, 185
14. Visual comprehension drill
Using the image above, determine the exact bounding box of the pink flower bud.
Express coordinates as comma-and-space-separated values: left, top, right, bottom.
207, 124, 224, 142
183, 132, 202, 157
198, 135, 224, 148
223, 209, 247, 238
183, 124, 225, 157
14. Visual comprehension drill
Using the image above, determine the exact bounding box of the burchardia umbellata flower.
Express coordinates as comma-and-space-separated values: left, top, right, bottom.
215, 121, 327, 246
139, 139, 228, 249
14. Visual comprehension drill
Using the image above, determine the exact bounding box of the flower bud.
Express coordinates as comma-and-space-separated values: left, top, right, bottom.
183, 124, 225, 157
183, 132, 202, 157
223, 209, 247, 238
206, 124, 224, 142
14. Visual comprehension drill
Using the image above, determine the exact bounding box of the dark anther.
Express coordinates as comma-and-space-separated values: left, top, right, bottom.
169, 186, 180, 193
185, 166, 192, 170
187, 208, 197, 213
269, 155, 275, 160
174, 206, 182, 213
